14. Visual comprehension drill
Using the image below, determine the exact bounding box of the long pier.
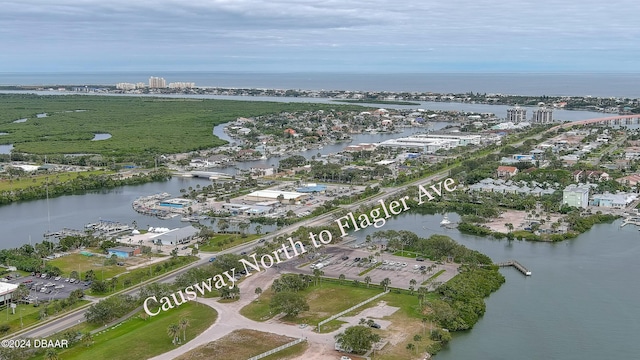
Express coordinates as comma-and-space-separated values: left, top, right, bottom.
497, 260, 531, 276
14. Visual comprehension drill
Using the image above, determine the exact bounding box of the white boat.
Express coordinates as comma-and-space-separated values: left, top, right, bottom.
440, 215, 451, 226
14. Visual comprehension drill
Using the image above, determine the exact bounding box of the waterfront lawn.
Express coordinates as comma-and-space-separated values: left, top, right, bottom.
198, 233, 260, 252
392, 250, 420, 258
240, 279, 385, 325
174, 329, 305, 360
48, 253, 125, 281
40, 302, 217, 360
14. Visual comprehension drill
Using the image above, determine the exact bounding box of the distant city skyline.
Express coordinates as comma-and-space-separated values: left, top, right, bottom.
1, 0, 639, 73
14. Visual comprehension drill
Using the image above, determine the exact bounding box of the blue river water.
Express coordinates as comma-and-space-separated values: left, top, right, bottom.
1, 73, 638, 359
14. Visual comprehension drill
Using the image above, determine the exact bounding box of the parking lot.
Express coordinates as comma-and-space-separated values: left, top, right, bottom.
290, 246, 460, 290
5, 273, 89, 303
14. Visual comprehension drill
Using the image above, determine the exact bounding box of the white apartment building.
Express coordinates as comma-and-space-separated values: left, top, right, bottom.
532, 108, 554, 124
116, 82, 136, 90
149, 76, 167, 88
507, 107, 527, 123
168, 82, 196, 89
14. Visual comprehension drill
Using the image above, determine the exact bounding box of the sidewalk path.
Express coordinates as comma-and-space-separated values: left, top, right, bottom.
149, 268, 342, 360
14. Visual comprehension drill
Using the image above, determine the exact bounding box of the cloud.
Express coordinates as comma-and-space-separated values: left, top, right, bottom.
1, 0, 639, 72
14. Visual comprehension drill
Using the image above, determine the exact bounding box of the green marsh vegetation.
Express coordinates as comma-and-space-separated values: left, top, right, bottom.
0, 94, 363, 160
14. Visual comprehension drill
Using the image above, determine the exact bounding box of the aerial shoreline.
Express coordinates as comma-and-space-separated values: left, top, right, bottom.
1, 86, 636, 116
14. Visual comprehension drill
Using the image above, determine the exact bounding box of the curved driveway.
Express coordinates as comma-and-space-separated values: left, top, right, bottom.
149, 268, 340, 360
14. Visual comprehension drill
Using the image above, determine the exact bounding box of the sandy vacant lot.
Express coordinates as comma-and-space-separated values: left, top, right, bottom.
485, 209, 562, 233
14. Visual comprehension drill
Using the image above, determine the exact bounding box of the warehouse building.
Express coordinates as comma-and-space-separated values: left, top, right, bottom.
245, 190, 307, 203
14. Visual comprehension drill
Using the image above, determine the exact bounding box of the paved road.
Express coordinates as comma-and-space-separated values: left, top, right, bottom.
11, 169, 451, 344
149, 268, 342, 360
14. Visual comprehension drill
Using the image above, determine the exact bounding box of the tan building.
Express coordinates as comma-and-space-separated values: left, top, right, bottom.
497, 166, 519, 178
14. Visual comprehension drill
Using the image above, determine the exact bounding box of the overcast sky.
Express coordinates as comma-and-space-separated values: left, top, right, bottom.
1, 0, 639, 73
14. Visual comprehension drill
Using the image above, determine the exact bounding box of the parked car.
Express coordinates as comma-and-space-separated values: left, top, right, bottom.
416, 257, 425, 262
370, 323, 381, 329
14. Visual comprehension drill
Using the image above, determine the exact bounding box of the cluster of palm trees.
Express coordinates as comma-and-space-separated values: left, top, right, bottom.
167, 318, 190, 345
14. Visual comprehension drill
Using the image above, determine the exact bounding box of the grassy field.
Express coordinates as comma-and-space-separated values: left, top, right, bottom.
0, 170, 113, 191
240, 279, 385, 327
241, 279, 440, 359
49, 253, 197, 296
174, 329, 306, 360
0, 94, 364, 155
198, 233, 260, 252
48, 253, 126, 281
38, 302, 217, 360
0, 300, 89, 336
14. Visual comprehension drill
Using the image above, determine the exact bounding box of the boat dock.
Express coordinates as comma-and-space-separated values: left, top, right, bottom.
620, 216, 640, 228
497, 260, 532, 276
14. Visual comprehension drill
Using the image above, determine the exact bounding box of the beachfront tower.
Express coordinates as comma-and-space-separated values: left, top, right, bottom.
507, 106, 527, 124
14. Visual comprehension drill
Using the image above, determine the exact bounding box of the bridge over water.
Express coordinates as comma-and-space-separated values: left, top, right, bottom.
550, 114, 640, 131
178, 171, 233, 180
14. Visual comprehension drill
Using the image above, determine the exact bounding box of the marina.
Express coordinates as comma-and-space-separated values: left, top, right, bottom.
132, 192, 175, 219
44, 220, 133, 240
619, 214, 640, 228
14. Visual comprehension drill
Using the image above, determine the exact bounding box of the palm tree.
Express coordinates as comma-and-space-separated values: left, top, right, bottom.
406, 343, 415, 353
217, 218, 229, 234
364, 275, 371, 288
110, 277, 118, 292
255, 224, 263, 235
167, 323, 180, 345
313, 268, 324, 287
422, 317, 428, 335
255, 287, 263, 299
380, 277, 391, 291
238, 221, 249, 237
179, 318, 190, 342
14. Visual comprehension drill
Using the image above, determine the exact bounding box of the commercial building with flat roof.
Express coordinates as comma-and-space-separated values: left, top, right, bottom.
150, 225, 199, 246
0, 282, 18, 305
245, 190, 306, 203
107, 246, 141, 258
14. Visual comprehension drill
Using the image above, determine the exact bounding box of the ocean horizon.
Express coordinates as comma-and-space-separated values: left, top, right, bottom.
1, 72, 639, 98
